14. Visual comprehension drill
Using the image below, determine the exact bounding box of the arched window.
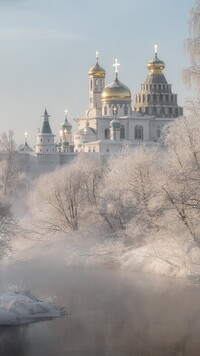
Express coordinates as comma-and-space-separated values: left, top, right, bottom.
124, 105, 128, 115
156, 106, 161, 115
90, 79, 93, 91
135, 125, 143, 140
156, 127, 161, 139
105, 128, 110, 139
112, 105, 118, 116
120, 125, 125, 139
104, 106, 107, 115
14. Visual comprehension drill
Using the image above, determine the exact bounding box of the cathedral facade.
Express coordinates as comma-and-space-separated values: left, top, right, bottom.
18, 47, 183, 174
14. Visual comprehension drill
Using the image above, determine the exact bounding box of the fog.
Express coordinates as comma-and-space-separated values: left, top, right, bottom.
2, 128, 200, 354
1, 257, 200, 355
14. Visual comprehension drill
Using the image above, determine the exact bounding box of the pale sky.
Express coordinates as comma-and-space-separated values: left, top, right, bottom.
0, 0, 195, 146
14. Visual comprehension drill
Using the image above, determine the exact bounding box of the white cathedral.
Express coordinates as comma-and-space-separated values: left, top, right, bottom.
18, 47, 183, 175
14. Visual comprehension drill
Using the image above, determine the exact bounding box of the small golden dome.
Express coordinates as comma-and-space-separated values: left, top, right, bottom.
102, 75, 131, 100
88, 61, 106, 78
147, 53, 165, 75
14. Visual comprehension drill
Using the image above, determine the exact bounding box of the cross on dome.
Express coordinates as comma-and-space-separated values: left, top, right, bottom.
24, 131, 28, 142
96, 50, 99, 61
113, 58, 120, 74
64, 108, 68, 117
154, 44, 158, 57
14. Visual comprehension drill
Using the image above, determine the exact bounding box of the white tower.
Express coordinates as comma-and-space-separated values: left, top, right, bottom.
35, 109, 56, 154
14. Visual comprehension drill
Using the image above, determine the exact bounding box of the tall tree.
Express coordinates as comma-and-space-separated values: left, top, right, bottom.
163, 107, 200, 246
28, 155, 104, 235
0, 200, 17, 259
0, 130, 18, 197
183, 0, 200, 90
98, 146, 164, 242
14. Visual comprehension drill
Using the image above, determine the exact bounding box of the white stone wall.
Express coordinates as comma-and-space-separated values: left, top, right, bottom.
128, 119, 150, 141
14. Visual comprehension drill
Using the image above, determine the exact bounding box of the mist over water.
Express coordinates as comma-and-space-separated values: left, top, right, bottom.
0, 258, 200, 356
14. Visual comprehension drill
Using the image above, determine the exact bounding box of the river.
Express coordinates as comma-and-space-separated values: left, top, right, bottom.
0, 261, 200, 356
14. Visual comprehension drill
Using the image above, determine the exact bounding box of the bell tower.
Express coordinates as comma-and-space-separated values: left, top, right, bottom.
87, 51, 106, 117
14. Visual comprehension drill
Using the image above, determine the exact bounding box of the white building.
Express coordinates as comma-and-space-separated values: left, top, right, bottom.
73, 48, 183, 154
18, 47, 183, 174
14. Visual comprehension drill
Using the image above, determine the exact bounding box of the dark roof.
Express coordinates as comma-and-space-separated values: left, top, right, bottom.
41, 120, 52, 134
145, 73, 168, 85
19, 141, 33, 152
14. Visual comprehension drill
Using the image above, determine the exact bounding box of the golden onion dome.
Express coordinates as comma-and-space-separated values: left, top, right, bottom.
102, 75, 131, 100
88, 61, 106, 78
147, 47, 165, 75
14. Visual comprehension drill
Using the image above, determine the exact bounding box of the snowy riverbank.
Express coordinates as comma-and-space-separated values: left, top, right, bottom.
4, 233, 200, 281
0, 285, 64, 326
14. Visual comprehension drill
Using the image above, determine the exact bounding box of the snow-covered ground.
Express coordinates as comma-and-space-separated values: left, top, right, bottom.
0, 285, 65, 326
121, 238, 200, 280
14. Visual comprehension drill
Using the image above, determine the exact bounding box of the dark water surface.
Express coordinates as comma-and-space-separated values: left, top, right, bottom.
0, 262, 200, 356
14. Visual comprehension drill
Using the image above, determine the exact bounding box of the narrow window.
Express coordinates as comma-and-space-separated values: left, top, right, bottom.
156, 127, 161, 138
124, 105, 128, 115
105, 128, 110, 139
135, 125, 143, 140
120, 125, 125, 139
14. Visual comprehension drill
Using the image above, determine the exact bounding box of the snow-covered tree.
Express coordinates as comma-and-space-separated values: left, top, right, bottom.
183, 0, 200, 91
163, 103, 200, 246
99, 146, 165, 243
0, 131, 19, 197
0, 200, 17, 259
28, 155, 104, 235
30, 166, 83, 233
0, 131, 22, 258
74, 154, 104, 207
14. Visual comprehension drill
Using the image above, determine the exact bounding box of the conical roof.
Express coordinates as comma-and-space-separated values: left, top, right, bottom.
41, 109, 52, 134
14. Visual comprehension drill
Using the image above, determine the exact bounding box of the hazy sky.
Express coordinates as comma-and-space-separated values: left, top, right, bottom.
0, 0, 195, 146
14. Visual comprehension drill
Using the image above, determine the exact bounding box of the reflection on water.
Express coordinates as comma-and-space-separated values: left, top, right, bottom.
0, 326, 29, 356
1, 264, 200, 355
